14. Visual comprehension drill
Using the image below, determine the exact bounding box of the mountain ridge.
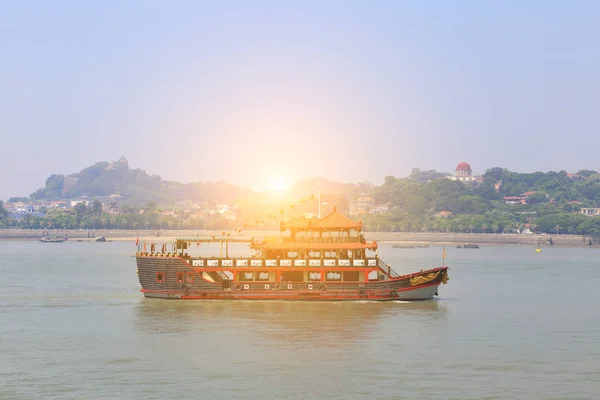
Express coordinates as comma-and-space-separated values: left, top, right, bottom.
27, 157, 365, 206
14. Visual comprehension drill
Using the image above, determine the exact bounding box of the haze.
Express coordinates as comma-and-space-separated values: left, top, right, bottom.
1, 1, 599, 200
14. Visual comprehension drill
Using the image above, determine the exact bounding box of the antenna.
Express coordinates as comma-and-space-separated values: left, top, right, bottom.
317, 189, 321, 218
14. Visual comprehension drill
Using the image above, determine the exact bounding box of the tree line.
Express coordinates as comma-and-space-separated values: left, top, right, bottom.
3, 167, 600, 235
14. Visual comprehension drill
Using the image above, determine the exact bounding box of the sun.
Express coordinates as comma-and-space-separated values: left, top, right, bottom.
268, 176, 291, 192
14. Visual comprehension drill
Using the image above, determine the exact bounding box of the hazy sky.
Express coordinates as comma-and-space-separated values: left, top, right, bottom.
1, 1, 599, 199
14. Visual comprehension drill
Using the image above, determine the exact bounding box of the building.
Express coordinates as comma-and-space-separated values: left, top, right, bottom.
446, 162, 483, 187
503, 196, 528, 205
349, 194, 376, 215
581, 208, 600, 217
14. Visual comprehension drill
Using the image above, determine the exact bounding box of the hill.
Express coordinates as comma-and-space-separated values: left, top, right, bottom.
29, 157, 255, 205
11, 158, 600, 235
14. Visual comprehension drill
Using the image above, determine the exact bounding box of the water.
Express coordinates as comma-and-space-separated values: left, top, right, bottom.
1, 241, 599, 400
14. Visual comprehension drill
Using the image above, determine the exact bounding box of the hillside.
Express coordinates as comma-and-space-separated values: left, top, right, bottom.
29, 157, 255, 205
10, 158, 600, 235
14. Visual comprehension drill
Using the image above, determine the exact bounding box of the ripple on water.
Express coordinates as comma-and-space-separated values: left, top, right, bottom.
1, 243, 600, 399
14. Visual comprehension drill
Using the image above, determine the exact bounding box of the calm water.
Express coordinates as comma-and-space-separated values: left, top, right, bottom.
1, 241, 599, 400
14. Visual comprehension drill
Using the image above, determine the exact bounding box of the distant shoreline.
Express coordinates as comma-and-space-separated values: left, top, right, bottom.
0, 229, 596, 248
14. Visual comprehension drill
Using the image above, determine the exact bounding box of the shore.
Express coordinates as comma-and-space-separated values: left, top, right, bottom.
0, 229, 596, 248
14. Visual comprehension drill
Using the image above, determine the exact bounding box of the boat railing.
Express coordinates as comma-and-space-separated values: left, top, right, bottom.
184, 257, 381, 268
282, 236, 363, 244
377, 258, 400, 278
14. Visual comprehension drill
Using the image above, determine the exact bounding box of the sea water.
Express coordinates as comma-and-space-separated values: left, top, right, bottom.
1, 241, 599, 399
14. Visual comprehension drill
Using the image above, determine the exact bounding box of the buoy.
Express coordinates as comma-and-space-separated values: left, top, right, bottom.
536, 248, 542, 253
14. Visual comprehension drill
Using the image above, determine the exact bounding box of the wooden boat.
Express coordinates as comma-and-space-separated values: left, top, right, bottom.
135, 210, 449, 301
39, 237, 67, 243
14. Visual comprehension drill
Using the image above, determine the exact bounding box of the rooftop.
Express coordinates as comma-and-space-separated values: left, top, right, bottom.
280, 209, 362, 230
251, 241, 378, 251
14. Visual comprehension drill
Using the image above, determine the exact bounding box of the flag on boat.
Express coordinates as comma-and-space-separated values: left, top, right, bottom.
135, 237, 139, 245
442, 243, 447, 261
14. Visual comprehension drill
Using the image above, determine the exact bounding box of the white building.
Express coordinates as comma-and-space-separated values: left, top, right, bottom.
446, 162, 483, 187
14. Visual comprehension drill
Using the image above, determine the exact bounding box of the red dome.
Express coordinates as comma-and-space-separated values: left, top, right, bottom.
456, 162, 472, 171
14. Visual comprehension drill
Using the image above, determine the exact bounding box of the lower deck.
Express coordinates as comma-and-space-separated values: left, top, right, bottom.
135, 256, 449, 301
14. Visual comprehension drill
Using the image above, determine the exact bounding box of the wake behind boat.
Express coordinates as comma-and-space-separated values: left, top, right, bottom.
134, 209, 449, 301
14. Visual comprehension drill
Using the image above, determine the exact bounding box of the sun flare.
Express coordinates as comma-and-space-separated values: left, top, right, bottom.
268, 176, 291, 192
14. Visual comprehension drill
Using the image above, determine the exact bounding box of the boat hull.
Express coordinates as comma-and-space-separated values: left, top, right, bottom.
136, 256, 448, 301
140, 283, 440, 301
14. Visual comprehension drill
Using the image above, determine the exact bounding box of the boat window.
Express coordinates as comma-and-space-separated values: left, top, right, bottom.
176, 272, 184, 283
324, 251, 336, 258
281, 271, 304, 281
287, 251, 299, 258
256, 271, 269, 281
239, 272, 254, 281
368, 271, 378, 281
308, 272, 321, 281
156, 272, 165, 283
308, 250, 321, 258
326, 272, 341, 281
186, 272, 194, 283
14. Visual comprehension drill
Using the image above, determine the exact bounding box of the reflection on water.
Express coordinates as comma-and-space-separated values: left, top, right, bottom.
4, 242, 600, 400
133, 299, 446, 339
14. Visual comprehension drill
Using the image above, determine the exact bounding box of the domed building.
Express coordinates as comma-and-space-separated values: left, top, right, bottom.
447, 162, 483, 187
455, 162, 472, 177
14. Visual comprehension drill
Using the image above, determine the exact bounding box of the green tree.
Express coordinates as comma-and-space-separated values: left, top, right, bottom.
73, 203, 89, 224
453, 196, 491, 214
91, 200, 103, 216
0, 201, 8, 227
7, 197, 30, 203
527, 193, 548, 204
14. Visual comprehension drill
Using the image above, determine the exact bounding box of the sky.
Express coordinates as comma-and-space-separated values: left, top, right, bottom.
1, 0, 600, 199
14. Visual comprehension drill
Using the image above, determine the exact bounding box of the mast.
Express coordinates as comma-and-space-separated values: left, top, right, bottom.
318, 189, 321, 218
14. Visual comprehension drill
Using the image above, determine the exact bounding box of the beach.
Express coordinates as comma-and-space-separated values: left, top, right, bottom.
0, 228, 595, 248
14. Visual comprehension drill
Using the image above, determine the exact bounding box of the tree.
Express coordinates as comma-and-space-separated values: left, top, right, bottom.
384, 176, 396, 185
527, 193, 548, 204
409, 168, 446, 183
484, 167, 506, 181
73, 203, 89, 224
0, 201, 8, 227
91, 200, 103, 216
453, 196, 491, 214
7, 197, 30, 203
576, 169, 597, 178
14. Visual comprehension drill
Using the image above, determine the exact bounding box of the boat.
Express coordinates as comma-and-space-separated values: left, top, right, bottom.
461, 244, 479, 249
39, 236, 67, 243
392, 244, 429, 249
134, 209, 449, 301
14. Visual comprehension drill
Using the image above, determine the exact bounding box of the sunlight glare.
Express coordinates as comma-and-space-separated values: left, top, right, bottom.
268, 176, 291, 192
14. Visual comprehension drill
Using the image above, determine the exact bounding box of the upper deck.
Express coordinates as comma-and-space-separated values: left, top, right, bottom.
137, 209, 378, 261
252, 209, 377, 259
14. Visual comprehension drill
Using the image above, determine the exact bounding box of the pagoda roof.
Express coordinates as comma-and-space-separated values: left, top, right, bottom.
280, 209, 362, 230
251, 241, 377, 251
309, 210, 362, 229
280, 217, 319, 229
176, 237, 254, 243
